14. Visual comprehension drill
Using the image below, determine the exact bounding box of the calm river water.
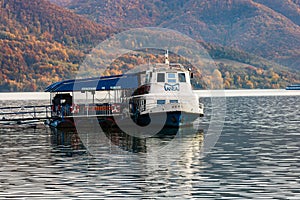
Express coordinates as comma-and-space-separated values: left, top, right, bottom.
0, 96, 299, 199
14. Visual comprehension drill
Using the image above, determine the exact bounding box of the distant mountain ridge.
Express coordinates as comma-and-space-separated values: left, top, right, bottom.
253, 0, 300, 25
0, 0, 299, 91
51, 0, 300, 70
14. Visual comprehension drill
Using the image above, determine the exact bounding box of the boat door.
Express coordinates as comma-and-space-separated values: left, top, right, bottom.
129, 98, 146, 115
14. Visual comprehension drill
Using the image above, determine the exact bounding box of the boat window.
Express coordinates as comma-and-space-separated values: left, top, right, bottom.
170, 100, 178, 103
178, 73, 186, 82
157, 100, 166, 104
157, 73, 165, 82
167, 73, 176, 83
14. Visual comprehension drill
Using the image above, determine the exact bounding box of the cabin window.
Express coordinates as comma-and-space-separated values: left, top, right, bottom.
157, 73, 165, 82
170, 100, 178, 103
178, 73, 186, 82
157, 100, 166, 104
167, 73, 176, 83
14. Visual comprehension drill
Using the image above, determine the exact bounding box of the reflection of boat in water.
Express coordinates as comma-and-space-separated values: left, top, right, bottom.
50, 127, 87, 156
59, 125, 204, 155
286, 84, 300, 90
45, 51, 204, 130
48, 115, 204, 155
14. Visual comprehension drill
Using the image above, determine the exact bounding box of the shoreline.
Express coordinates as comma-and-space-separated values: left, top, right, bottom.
0, 92, 50, 101
194, 89, 300, 97
0, 89, 299, 101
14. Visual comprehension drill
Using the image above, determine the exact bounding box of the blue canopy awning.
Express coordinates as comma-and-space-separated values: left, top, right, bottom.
45, 74, 140, 92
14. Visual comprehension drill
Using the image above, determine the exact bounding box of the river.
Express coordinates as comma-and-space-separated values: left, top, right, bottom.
0, 93, 299, 199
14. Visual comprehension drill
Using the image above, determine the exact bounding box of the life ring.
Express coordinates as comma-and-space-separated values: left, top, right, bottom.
71, 104, 80, 114
112, 104, 121, 113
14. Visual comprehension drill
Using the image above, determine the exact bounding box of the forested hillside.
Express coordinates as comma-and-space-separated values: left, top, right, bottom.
0, 0, 299, 91
100, 46, 299, 90
0, 0, 114, 91
55, 0, 300, 70
253, 0, 300, 26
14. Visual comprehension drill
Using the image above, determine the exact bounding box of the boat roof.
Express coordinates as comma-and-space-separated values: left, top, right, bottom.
153, 63, 186, 72
45, 63, 188, 93
45, 74, 139, 92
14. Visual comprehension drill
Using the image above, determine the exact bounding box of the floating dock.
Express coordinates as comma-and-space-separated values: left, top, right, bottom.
0, 105, 51, 125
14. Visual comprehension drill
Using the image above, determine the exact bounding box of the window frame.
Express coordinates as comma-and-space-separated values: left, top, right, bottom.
178, 73, 186, 82
157, 100, 166, 105
170, 100, 178, 104
157, 73, 165, 82
167, 73, 177, 83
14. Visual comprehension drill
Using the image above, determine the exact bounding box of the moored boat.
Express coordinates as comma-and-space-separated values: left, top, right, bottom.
286, 84, 300, 90
45, 51, 204, 130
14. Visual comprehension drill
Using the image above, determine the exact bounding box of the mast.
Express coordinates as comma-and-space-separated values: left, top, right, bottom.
165, 50, 169, 65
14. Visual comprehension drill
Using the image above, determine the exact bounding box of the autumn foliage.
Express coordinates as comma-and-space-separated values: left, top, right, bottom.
0, 0, 299, 91
0, 0, 113, 91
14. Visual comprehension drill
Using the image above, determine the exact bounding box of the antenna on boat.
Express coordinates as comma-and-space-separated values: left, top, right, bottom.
165, 50, 169, 65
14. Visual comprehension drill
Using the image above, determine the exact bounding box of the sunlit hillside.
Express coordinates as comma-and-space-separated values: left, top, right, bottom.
54, 0, 300, 70
0, 0, 299, 91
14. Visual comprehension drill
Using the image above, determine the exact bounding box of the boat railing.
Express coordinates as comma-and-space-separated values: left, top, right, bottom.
52, 103, 126, 118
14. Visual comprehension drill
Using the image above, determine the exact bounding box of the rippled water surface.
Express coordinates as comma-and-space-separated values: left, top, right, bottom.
0, 96, 299, 199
